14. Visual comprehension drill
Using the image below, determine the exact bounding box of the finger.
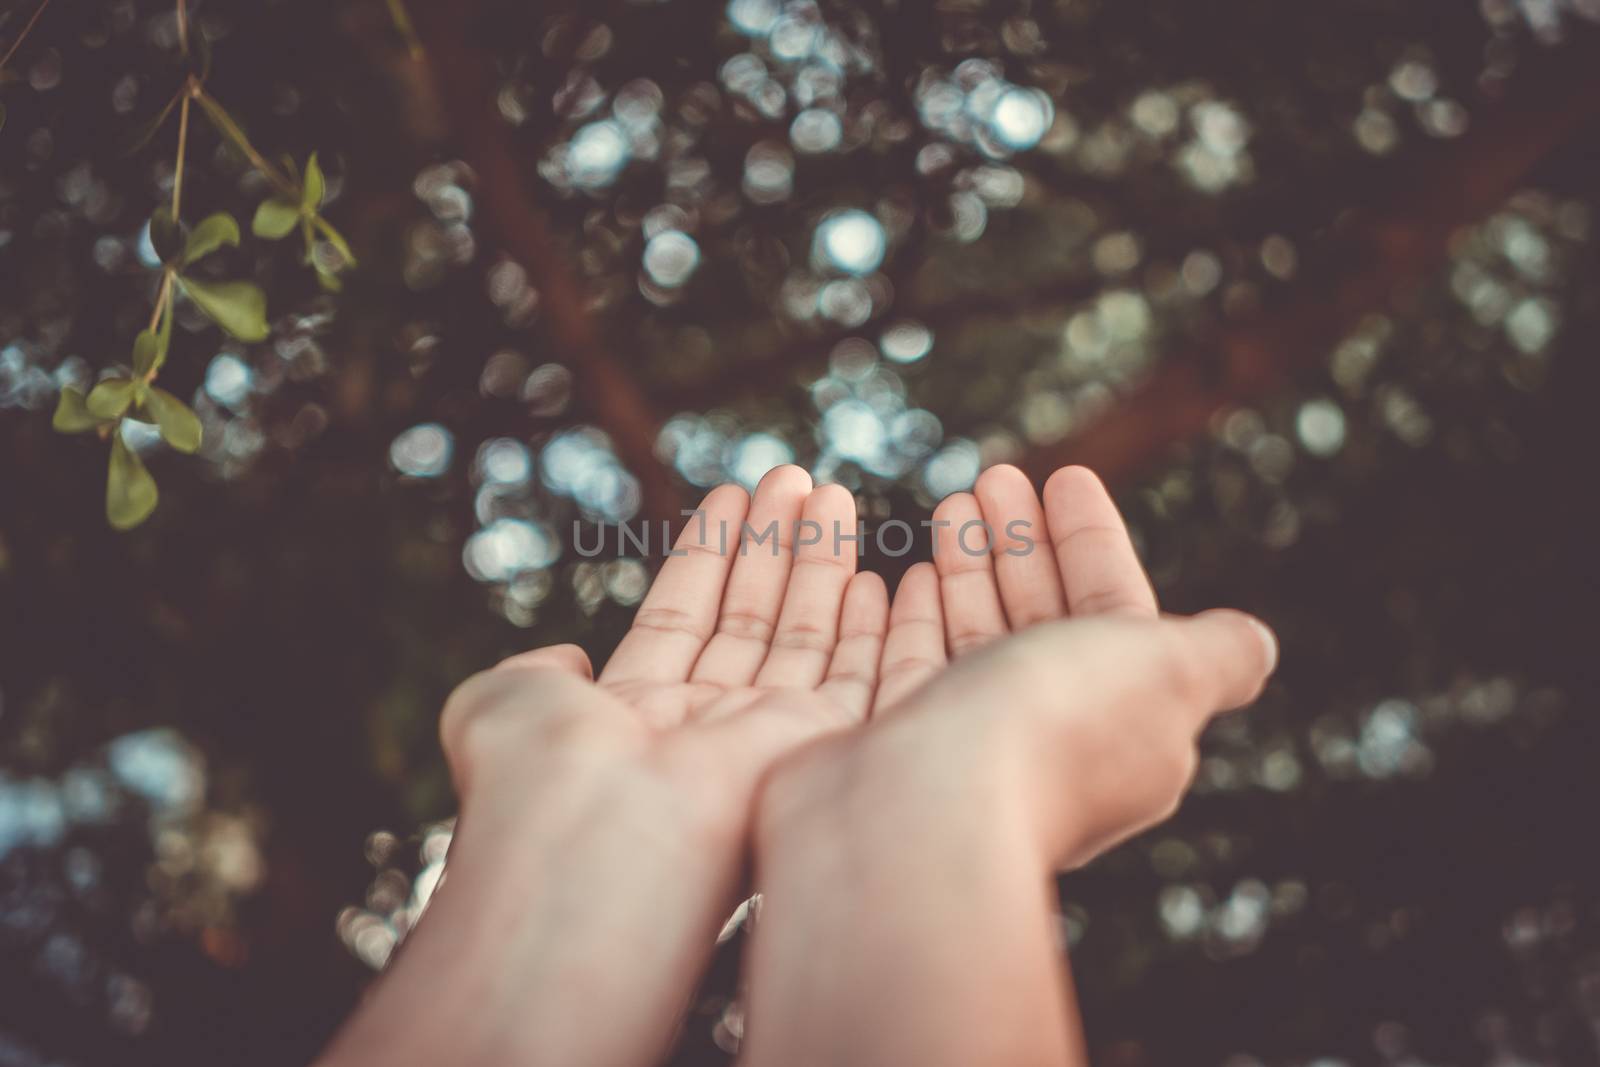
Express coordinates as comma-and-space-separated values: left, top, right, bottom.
818, 571, 890, 721
874, 562, 947, 714
691, 465, 814, 687
755, 484, 859, 689
600, 484, 750, 685
974, 464, 1066, 630
919, 610, 1276, 747
494, 642, 594, 679
1042, 465, 1157, 619
931, 492, 1009, 656
1171, 609, 1279, 717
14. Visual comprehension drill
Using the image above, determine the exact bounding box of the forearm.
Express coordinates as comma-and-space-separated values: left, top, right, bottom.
739, 735, 1089, 1067
316, 760, 744, 1067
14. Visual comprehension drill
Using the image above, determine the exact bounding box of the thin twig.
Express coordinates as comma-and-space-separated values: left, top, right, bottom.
1015, 31, 1600, 489
144, 272, 174, 383
148, 271, 173, 334
176, 0, 189, 57
193, 86, 298, 197
172, 91, 191, 218
0, 0, 52, 74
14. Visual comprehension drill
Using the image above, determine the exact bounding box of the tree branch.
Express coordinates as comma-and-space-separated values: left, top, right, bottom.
410, 2, 687, 527
1020, 28, 1600, 487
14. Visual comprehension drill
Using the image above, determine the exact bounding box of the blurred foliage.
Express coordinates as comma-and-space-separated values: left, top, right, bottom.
24, 0, 355, 528
2, 0, 1599, 1064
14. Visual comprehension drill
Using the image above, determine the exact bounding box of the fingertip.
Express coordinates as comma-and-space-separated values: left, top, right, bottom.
756, 463, 814, 499
973, 463, 1040, 525
1243, 613, 1279, 676
930, 491, 989, 564
702, 481, 751, 514
842, 570, 890, 630
849, 568, 889, 599
893, 561, 939, 599
974, 462, 1030, 496
806, 481, 857, 514
682, 484, 749, 548
931, 491, 976, 524
1192, 608, 1277, 707
858, 572, 891, 613
1042, 464, 1106, 505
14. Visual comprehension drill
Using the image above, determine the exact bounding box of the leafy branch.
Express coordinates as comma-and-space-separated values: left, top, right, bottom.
51, 2, 357, 530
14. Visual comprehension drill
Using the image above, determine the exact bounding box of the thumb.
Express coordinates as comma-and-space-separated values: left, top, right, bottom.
493, 642, 595, 680
440, 644, 598, 792
1172, 609, 1278, 714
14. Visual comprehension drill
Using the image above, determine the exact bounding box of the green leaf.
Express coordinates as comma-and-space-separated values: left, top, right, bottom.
316, 267, 343, 293
149, 208, 183, 264
302, 152, 326, 212
107, 435, 159, 531
131, 303, 175, 379
86, 378, 137, 419
53, 386, 103, 433
143, 387, 203, 454
178, 277, 269, 341
132, 329, 159, 377
183, 211, 241, 265
195, 92, 256, 164
252, 198, 300, 239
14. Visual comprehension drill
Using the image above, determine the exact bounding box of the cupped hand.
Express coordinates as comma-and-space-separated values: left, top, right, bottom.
440, 463, 889, 833
399, 466, 887, 1067
766, 464, 1277, 870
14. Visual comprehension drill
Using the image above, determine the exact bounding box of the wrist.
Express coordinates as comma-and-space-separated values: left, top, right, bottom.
338, 746, 747, 1067
459, 739, 745, 876
754, 715, 1040, 875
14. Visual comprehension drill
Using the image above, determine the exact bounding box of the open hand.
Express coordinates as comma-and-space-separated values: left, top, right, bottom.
741, 466, 1278, 1067
440, 464, 890, 826
762, 464, 1277, 869
339, 467, 890, 1067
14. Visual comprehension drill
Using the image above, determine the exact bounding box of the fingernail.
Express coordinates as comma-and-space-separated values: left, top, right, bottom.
1245, 616, 1279, 675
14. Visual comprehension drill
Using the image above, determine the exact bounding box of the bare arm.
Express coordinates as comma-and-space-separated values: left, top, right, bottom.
317, 468, 892, 1067
738, 466, 1277, 1066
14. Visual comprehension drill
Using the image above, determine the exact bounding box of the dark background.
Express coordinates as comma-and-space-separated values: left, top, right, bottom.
2, 0, 1599, 1063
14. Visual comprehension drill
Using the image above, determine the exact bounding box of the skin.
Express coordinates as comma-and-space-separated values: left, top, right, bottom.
314, 464, 1276, 1067
738, 465, 1276, 1066
316, 465, 893, 1067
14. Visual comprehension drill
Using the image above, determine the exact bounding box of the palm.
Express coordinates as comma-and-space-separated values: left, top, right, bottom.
513, 462, 1153, 770
582, 466, 888, 757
